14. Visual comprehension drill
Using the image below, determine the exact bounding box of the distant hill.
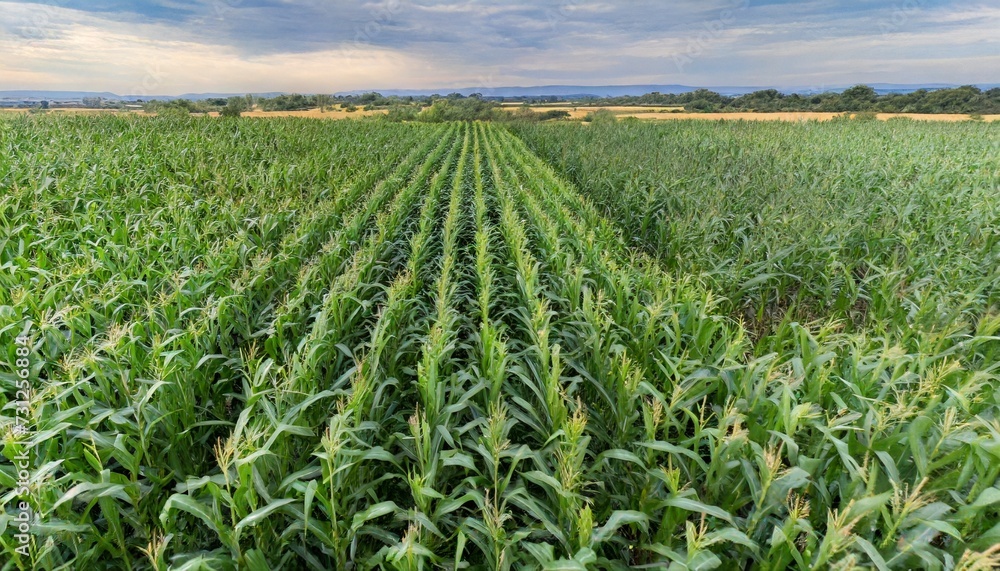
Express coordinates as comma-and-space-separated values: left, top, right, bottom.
0, 90, 121, 100
334, 83, 1000, 98
0, 91, 284, 101
336, 85, 756, 98
337, 85, 702, 98
176, 92, 285, 101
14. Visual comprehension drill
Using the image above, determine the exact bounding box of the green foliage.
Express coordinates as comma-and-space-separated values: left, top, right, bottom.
729, 88, 785, 111
2, 116, 998, 570
156, 104, 193, 119
143, 98, 252, 116
505, 107, 572, 122
504, 118, 1000, 567
258, 93, 313, 111
140, 96, 257, 117
837, 84, 879, 111
538, 109, 571, 121
582, 109, 617, 124
829, 111, 879, 122
579, 84, 1000, 114
509, 119, 1000, 335
219, 96, 247, 118
415, 97, 502, 122
315, 94, 333, 112
385, 104, 420, 122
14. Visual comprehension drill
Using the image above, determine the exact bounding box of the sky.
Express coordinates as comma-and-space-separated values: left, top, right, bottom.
1, 0, 998, 94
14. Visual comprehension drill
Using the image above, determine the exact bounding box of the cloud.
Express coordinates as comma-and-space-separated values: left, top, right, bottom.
0, 0, 996, 93
0, 2, 457, 93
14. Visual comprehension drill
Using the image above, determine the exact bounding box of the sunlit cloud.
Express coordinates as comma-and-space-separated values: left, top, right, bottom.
0, 0, 996, 93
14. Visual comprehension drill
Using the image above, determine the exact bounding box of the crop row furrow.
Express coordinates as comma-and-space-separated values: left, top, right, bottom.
149, 124, 469, 567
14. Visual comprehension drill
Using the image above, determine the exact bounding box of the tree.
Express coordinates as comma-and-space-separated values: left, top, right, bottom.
839, 85, 878, 111
415, 97, 501, 122
315, 94, 333, 112
537, 109, 570, 121
386, 105, 419, 121
258, 94, 312, 111
157, 105, 191, 119
730, 89, 784, 111
220, 96, 247, 118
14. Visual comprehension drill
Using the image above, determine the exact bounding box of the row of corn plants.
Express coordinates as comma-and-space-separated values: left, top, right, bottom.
2, 116, 998, 569
508, 119, 1000, 338
150, 123, 464, 567
0, 115, 444, 568
479, 124, 997, 568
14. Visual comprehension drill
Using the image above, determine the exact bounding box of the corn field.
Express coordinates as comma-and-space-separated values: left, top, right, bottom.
1, 115, 999, 570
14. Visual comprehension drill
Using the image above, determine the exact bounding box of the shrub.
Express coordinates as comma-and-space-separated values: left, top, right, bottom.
831, 111, 878, 123
157, 106, 192, 120
504, 108, 571, 122
538, 109, 571, 121
219, 97, 247, 118
386, 105, 419, 122
416, 97, 501, 122
582, 109, 617, 124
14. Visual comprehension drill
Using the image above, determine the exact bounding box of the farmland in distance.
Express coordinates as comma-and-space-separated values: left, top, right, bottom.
1, 115, 999, 569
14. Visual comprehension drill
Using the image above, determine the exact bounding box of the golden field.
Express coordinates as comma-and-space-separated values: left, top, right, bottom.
2, 106, 995, 122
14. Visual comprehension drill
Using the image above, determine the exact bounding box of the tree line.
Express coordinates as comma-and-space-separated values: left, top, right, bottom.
135, 84, 999, 119
587, 85, 1000, 114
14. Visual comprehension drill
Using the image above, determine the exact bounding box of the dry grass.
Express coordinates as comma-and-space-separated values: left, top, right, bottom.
3, 106, 993, 122
0, 106, 388, 119
238, 106, 388, 119
624, 111, 999, 122
503, 103, 682, 110
504, 106, 1000, 122
502, 105, 685, 119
